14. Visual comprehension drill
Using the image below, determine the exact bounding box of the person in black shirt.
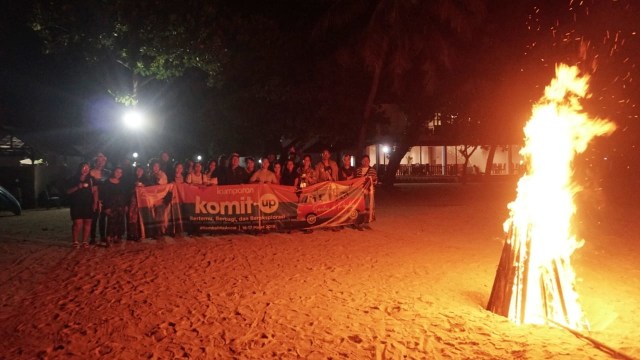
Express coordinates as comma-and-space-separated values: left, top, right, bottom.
280, 159, 299, 186
66, 162, 98, 248
102, 167, 127, 246
339, 154, 356, 181
224, 153, 246, 185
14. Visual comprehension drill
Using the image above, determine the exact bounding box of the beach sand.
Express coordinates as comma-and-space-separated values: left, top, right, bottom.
0, 182, 638, 359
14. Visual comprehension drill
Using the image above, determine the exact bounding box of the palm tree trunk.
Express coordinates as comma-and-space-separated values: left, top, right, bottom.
382, 143, 410, 189
484, 144, 497, 177
356, 39, 388, 155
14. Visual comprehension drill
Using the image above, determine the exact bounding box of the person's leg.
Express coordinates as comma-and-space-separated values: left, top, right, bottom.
72, 220, 81, 248
115, 208, 124, 242
105, 212, 113, 247
90, 210, 98, 244
99, 210, 107, 242
82, 219, 92, 247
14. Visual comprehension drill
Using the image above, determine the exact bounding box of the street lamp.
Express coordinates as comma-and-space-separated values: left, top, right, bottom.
382, 145, 390, 166
122, 110, 145, 130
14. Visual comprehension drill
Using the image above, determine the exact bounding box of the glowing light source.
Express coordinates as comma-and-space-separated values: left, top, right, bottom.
488, 64, 616, 331
132, 152, 139, 159
382, 145, 390, 154
196, 155, 202, 161
122, 110, 144, 129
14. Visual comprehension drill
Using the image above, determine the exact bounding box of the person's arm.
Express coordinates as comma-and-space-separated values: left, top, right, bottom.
249, 171, 259, 183
158, 172, 168, 185
331, 162, 339, 181
308, 169, 318, 185
369, 168, 378, 185
66, 179, 83, 195
314, 163, 325, 181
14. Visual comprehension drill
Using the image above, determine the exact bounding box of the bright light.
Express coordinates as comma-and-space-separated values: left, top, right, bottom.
495, 64, 615, 330
196, 155, 202, 161
382, 146, 390, 154
132, 152, 139, 159
122, 110, 144, 129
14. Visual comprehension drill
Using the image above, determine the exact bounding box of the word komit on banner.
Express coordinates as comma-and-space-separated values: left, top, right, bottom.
194, 193, 279, 215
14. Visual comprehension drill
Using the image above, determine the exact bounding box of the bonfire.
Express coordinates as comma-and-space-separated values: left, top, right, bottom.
487, 64, 616, 330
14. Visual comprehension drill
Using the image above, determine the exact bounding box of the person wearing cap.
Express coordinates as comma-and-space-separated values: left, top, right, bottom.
90, 152, 111, 245
223, 153, 246, 185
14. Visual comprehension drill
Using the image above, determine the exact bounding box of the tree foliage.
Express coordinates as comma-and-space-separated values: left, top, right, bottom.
315, 0, 489, 186
31, 0, 226, 102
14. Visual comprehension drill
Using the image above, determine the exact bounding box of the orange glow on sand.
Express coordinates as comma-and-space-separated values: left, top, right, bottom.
493, 64, 616, 330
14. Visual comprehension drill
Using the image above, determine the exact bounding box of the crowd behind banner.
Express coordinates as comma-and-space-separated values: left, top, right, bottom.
64, 148, 377, 248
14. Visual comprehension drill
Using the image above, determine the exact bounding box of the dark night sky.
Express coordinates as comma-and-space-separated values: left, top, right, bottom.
1, 0, 638, 176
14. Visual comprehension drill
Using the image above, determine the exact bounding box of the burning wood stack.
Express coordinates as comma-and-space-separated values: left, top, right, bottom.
486, 64, 616, 331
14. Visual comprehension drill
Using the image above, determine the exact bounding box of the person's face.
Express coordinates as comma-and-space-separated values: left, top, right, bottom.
247, 160, 255, 170
209, 162, 216, 171
96, 156, 106, 168
322, 150, 330, 161
81, 164, 90, 175
361, 157, 370, 167
194, 163, 202, 173
161, 153, 169, 162
232, 156, 239, 167
175, 164, 184, 174
136, 167, 144, 177
114, 168, 123, 179
303, 157, 311, 167
286, 161, 294, 171
343, 155, 351, 166
261, 159, 269, 169
274, 163, 281, 173
152, 163, 160, 173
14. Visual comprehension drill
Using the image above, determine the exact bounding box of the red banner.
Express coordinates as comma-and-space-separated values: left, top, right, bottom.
136, 178, 374, 237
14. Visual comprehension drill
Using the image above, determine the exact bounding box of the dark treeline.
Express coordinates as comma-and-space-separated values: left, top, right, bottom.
1, 0, 638, 186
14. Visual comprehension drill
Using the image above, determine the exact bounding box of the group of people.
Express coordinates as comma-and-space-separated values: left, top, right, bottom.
66, 148, 377, 248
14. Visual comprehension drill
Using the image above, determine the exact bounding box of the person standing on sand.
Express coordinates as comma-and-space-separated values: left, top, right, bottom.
102, 167, 127, 247
66, 162, 98, 248
89, 152, 111, 245
127, 165, 148, 241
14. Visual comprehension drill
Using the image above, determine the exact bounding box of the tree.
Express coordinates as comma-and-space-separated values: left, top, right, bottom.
315, 0, 489, 187
458, 145, 479, 182
30, 0, 225, 104
318, 0, 487, 150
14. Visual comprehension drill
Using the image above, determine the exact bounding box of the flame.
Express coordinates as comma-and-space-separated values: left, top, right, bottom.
504, 64, 615, 330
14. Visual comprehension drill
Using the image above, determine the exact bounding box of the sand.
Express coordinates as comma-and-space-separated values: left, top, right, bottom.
0, 182, 638, 359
